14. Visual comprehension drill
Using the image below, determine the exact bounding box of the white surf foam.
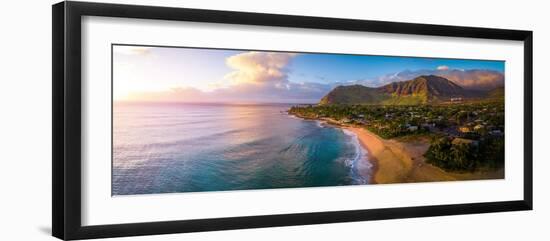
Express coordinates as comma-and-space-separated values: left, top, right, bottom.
315, 120, 324, 128
342, 129, 373, 185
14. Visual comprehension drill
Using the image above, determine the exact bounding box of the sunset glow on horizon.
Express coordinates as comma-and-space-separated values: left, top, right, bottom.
113, 45, 505, 103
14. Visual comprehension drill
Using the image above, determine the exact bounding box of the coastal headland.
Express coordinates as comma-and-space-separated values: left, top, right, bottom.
299, 116, 503, 184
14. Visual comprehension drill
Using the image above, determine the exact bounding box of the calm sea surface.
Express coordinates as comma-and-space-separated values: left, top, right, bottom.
113, 102, 371, 195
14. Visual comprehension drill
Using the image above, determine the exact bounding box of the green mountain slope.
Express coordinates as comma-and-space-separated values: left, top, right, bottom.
320, 75, 488, 105
319, 85, 388, 105
487, 86, 505, 100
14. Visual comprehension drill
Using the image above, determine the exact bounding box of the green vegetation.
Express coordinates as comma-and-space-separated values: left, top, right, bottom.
319, 75, 484, 106
319, 85, 389, 105
380, 94, 427, 105
288, 101, 504, 172
424, 136, 504, 172
487, 87, 505, 100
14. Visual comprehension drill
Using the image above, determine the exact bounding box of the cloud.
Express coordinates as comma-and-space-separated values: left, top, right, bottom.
123, 51, 333, 103
224, 51, 298, 85
113, 46, 154, 55
119, 49, 505, 104
126, 81, 332, 104
442, 69, 504, 90
371, 68, 504, 90
208, 51, 332, 102
125, 87, 206, 102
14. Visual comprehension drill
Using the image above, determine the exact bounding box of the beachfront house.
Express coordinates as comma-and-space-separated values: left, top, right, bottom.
341, 118, 352, 124
408, 126, 418, 132
474, 124, 485, 131
452, 137, 479, 146
489, 129, 503, 136
421, 123, 435, 128
459, 126, 472, 133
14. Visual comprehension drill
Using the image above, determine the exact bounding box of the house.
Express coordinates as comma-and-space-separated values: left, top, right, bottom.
459, 126, 471, 133
341, 118, 352, 124
421, 123, 435, 129
489, 130, 503, 136
452, 137, 479, 146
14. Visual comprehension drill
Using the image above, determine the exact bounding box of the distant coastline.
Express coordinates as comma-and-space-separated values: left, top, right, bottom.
289, 112, 504, 184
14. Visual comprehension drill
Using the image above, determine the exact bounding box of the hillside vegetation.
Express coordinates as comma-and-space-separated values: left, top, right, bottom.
320, 75, 493, 105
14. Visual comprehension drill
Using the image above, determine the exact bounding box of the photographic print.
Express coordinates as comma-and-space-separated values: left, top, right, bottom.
112, 45, 505, 195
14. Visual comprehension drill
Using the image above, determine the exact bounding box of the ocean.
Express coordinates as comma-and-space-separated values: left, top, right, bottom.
112, 102, 372, 195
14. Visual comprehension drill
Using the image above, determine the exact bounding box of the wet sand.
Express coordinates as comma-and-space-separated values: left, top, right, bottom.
343, 126, 504, 184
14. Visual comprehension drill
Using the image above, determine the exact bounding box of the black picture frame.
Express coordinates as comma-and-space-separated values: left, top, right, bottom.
52, 1, 533, 240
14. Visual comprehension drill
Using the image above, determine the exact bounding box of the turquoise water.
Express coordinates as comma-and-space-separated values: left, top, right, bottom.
112, 102, 371, 195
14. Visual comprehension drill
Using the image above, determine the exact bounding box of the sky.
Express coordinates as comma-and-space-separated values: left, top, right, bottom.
113, 45, 505, 103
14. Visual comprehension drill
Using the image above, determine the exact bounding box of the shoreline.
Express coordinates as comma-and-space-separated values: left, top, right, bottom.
340, 128, 377, 184
344, 125, 422, 184
293, 114, 504, 184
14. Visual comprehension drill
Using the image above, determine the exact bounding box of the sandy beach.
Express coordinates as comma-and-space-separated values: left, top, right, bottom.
343, 126, 504, 184
291, 115, 504, 184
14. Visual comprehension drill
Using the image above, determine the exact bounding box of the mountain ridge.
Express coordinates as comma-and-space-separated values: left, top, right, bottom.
320, 75, 495, 105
